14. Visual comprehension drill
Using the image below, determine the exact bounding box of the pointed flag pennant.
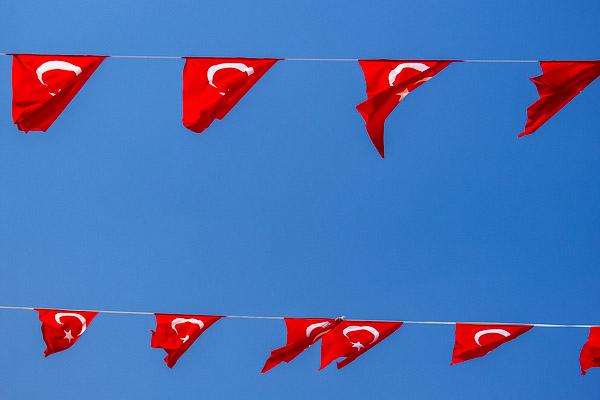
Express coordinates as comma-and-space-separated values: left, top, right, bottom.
319, 320, 402, 370
356, 60, 452, 157
36, 308, 98, 357
151, 313, 221, 368
580, 327, 600, 375
12, 54, 105, 132
182, 57, 278, 133
519, 61, 600, 137
261, 317, 341, 373
451, 323, 532, 364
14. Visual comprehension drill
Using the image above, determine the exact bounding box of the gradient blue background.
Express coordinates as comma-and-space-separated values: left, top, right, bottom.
0, 1, 599, 398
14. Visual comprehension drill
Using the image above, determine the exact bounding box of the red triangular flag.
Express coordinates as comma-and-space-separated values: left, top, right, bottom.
580, 327, 600, 375
12, 54, 105, 132
451, 323, 532, 364
356, 60, 452, 157
36, 308, 98, 357
261, 317, 341, 373
319, 320, 402, 370
151, 313, 221, 368
519, 61, 600, 137
182, 57, 278, 133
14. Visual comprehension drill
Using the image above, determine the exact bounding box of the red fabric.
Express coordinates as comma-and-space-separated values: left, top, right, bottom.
519, 61, 600, 137
451, 323, 532, 364
356, 60, 452, 157
36, 308, 98, 357
12, 54, 105, 132
151, 313, 221, 368
261, 317, 341, 373
319, 320, 402, 370
182, 57, 278, 133
580, 327, 600, 375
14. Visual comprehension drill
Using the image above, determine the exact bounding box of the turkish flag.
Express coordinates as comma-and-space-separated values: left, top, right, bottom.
519, 61, 600, 137
151, 313, 221, 368
36, 308, 98, 357
580, 327, 600, 375
12, 54, 105, 132
182, 57, 278, 133
319, 320, 402, 370
356, 60, 452, 157
261, 317, 341, 373
451, 323, 532, 364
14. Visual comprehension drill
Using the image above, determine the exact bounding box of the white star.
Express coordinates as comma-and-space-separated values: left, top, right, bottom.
180, 335, 190, 344
351, 341, 365, 351
396, 89, 410, 101
63, 330, 74, 343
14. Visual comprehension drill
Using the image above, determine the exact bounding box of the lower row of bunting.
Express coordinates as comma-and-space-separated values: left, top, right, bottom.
34, 308, 600, 374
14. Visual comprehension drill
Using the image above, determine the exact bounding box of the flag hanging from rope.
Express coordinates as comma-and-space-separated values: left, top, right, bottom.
262, 317, 341, 373
12, 54, 105, 132
451, 323, 532, 364
319, 320, 402, 369
36, 308, 98, 357
356, 60, 452, 157
182, 57, 278, 133
151, 313, 222, 367
580, 327, 600, 375
519, 61, 600, 137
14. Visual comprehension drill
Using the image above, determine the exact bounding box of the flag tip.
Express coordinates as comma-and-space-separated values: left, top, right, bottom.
518, 129, 535, 138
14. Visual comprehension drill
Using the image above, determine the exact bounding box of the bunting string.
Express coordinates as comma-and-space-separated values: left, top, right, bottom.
0, 305, 595, 327
4, 53, 600, 153
1, 54, 599, 371
0, 53, 563, 62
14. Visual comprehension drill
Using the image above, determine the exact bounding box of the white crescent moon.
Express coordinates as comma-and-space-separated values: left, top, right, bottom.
388, 62, 430, 86
171, 318, 204, 335
305, 321, 331, 341
54, 312, 87, 336
206, 63, 255, 95
35, 61, 82, 96
342, 325, 380, 344
474, 329, 511, 346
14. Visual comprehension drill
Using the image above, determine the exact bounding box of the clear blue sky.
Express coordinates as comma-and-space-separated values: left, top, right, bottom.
0, 1, 599, 398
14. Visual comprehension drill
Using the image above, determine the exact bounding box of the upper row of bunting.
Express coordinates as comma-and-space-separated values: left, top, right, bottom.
8, 54, 600, 157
